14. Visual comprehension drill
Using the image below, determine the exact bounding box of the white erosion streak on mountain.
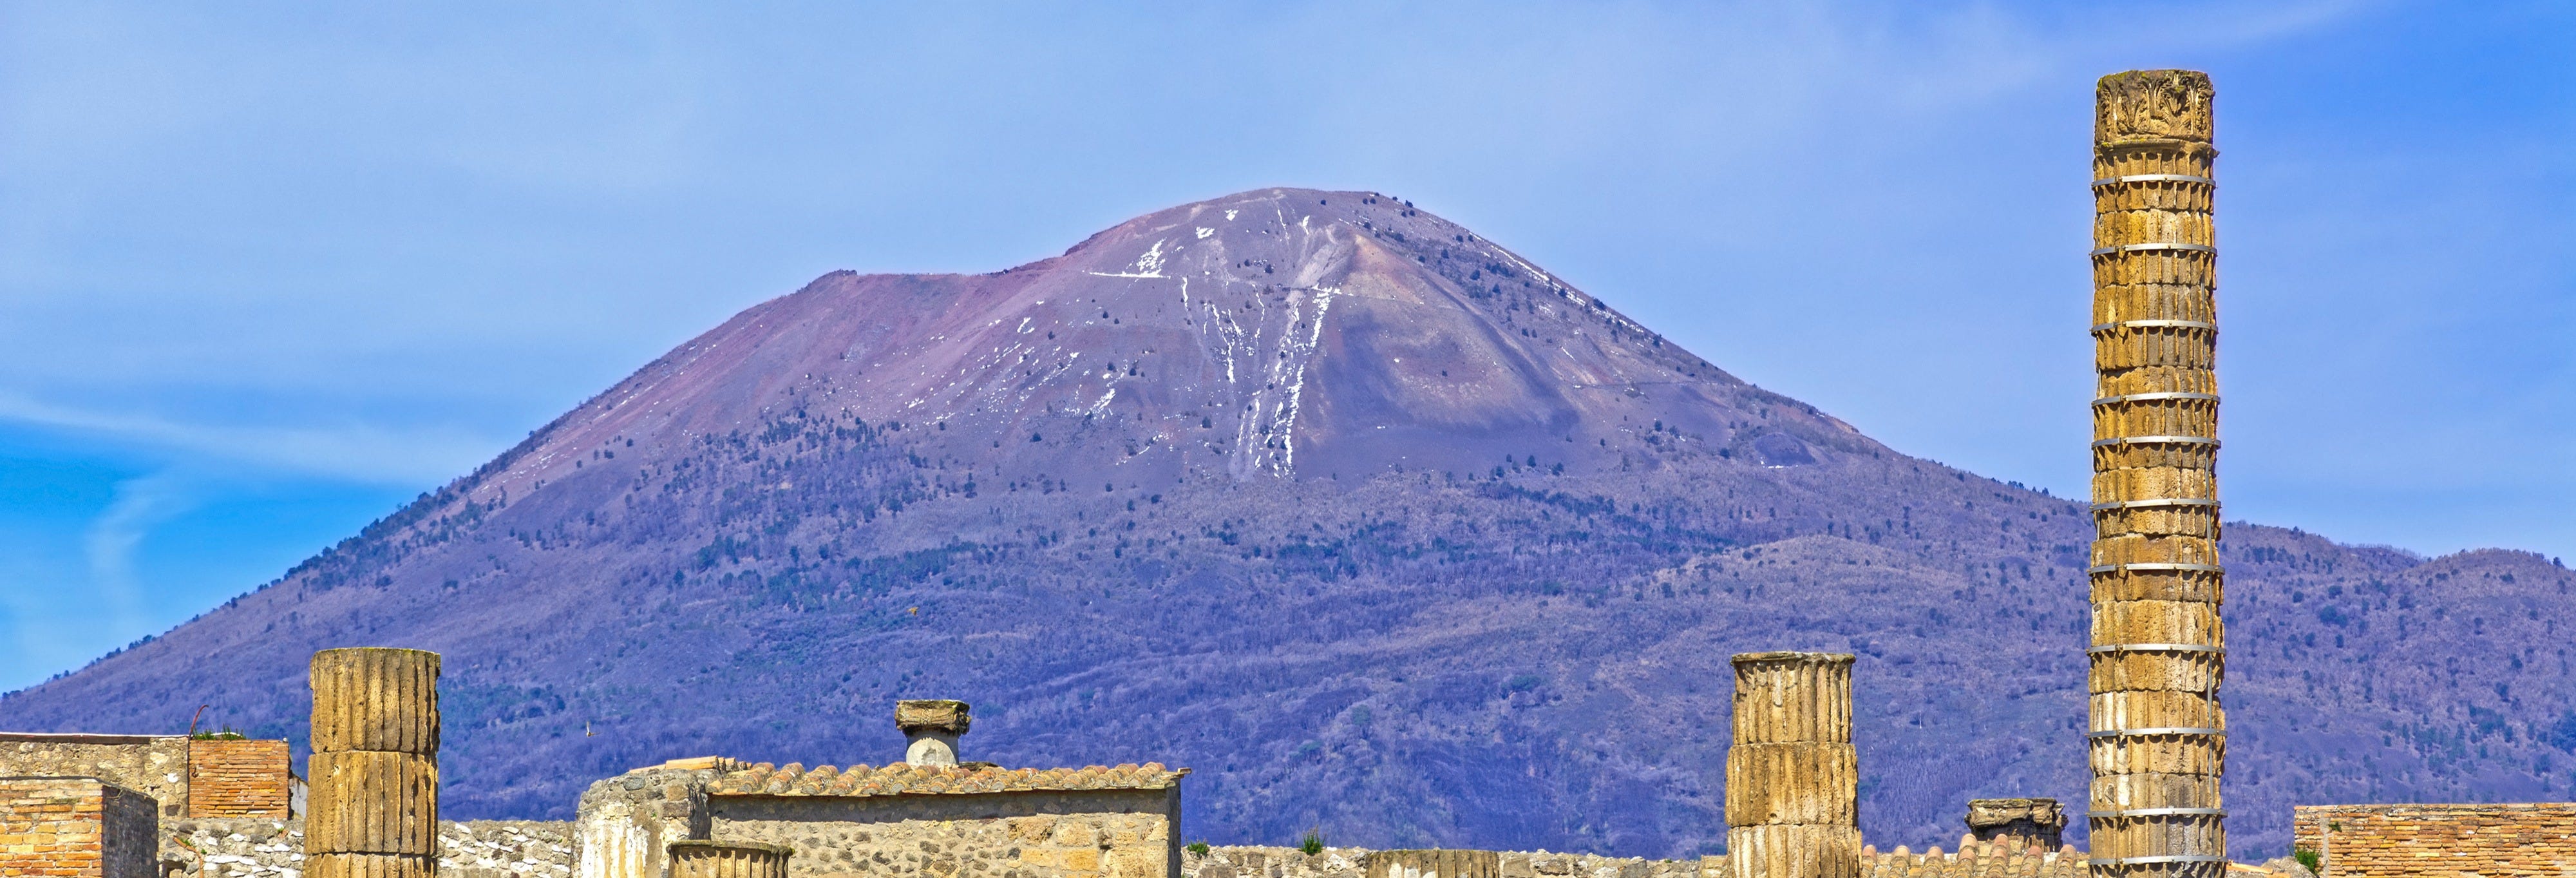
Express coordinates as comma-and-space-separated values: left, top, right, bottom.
1086, 240, 1169, 279
1273, 286, 1337, 473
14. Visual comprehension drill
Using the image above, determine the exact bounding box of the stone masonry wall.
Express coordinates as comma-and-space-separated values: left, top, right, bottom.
184, 740, 291, 818
709, 789, 1179, 878
1183, 846, 1708, 878
158, 817, 575, 878
0, 735, 192, 817
0, 777, 160, 878
2291, 803, 2576, 877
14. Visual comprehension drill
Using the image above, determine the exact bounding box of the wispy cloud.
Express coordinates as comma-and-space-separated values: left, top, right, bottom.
0, 390, 502, 486
79, 472, 194, 642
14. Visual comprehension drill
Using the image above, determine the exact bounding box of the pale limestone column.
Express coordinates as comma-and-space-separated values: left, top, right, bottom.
575, 767, 719, 878
307, 647, 441, 878
1726, 652, 1859, 878
2088, 69, 2227, 878
896, 700, 971, 766
668, 840, 793, 878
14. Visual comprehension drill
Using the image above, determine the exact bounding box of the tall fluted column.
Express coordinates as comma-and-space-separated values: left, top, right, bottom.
1726, 652, 1859, 878
308, 647, 442, 878
2087, 70, 2226, 878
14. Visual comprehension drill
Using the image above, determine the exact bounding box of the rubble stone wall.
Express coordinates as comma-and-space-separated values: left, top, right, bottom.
158, 817, 575, 878
1182, 846, 1710, 878
708, 788, 1180, 878
0, 735, 192, 816
2291, 803, 2576, 877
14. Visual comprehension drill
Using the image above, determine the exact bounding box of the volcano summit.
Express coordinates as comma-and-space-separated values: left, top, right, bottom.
3, 188, 2568, 859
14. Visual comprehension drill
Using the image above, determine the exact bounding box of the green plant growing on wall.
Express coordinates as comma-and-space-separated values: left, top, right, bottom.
1299, 829, 1324, 857
1187, 842, 1210, 858
2293, 848, 2322, 875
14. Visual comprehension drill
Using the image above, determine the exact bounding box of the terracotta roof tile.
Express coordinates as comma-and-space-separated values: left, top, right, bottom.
709, 761, 1187, 798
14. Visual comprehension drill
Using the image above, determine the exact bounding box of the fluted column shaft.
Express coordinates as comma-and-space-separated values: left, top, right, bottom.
1727, 652, 1859, 878
2088, 70, 2226, 878
308, 647, 442, 878
668, 841, 793, 878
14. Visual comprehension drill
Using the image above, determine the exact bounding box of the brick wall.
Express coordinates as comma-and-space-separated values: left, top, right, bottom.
184, 739, 290, 817
0, 777, 160, 878
2293, 803, 2576, 877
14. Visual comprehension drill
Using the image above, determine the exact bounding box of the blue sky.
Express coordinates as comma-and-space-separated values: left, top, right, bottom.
0, 1, 2568, 691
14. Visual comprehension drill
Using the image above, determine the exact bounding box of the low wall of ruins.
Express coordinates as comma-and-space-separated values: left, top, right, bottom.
2293, 803, 2576, 877
712, 790, 1177, 878
142, 830, 2129, 878
160, 817, 574, 878
0, 776, 160, 878
1184, 846, 1712, 878
146, 830, 1719, 878
0, 734, 192, 816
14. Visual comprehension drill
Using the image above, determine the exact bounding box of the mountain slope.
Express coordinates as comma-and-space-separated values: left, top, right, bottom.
6, 188, 2571, 859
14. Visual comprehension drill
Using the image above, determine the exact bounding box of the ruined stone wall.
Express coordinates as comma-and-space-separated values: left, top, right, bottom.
577, 766, 724, 878
159, 817, 576, 878
707, 788, 1180, 878
0, 776, 159, 878
1182, 846, 1709, 878
2291, 803, 2576, 877
0, 734, 192, 817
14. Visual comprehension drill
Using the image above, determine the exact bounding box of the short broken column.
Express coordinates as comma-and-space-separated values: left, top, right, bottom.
1967, 798, 2067, 851
896, 699, 971, 767
668, 840, 792, 878
307, 647, 442, 878
1367, 850, 1502, 878
1727, 651, 1859, 878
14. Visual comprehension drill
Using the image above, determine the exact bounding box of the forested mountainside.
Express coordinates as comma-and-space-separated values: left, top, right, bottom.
6, 188, 2568, 859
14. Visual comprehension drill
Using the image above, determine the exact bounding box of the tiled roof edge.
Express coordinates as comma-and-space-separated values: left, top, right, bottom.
706, 761, 1188, 797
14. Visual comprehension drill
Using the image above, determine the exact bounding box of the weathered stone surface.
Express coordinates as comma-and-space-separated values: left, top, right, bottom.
2095, 70, 2215, 146
0, 777, 158, 878
1367, 850, 1501, 878
158, 817, 575, 878
0, 733, 190, 817
2293, 803, 2576, 878
2090, 68, 2224, 878
710, 787, 1179, 878
309, 648, 442, 756
576, 767, 722, 878
896, 700, 973, 735
1964, 798, 2065, 851
1728, 654, 1855, 746
185, 738, 293, 818
307, 853, 439, 878
307, 750, 440, 855
1725, 653, 1857, 878
670, 840, 793, 878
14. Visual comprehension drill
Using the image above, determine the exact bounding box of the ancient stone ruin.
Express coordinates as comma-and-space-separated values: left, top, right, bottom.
576, 698, 1186, 878
2087, 68, 2229, 878
308, 647, 444, 878
0, 67, 2553, 878
1964, 799, 2065, 852
669, 839, 794, 878
1725, 652, 1859, 878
